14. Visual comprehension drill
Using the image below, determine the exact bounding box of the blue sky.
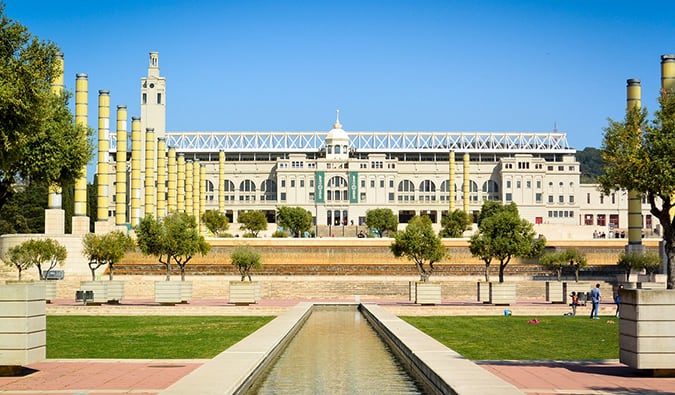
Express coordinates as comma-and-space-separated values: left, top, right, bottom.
7, 0, 675, 151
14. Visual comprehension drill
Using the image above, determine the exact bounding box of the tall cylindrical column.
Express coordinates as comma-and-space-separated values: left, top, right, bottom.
218, 150, 225, 213
177, 154, 186, 212
200, 164, 207, 233
626, 79, 643, 249
96, 90, 111, 224
156, 137, 167, 218
144, 128, 156, 217
449, 151, 456, 212
73, 74, 88, 216
661, 54, 675, 93
185, 160, 194, 216
48, 53, 65, 210
193, 159, 201, 224
462, 153, 470, 214
167, 147, 177, 214
130, 117, 142, 226
115, 105, 128, 228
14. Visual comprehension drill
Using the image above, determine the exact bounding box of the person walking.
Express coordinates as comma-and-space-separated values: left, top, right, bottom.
590, 283, 601, 319
614, 284, 624, 317
570, 291, 579, 316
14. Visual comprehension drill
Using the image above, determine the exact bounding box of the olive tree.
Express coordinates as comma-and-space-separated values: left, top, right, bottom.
230, 246, 262, 281
276, 206, 312, 237
238, 210, 268, 237
365, 208, 398, 237
539, 249, 587, 282
4, 242, 34, 280
599, 80, 675, 289
439, 209, 470, 238
201, 210, 229, 237
469, 201, 546, 283
4, 238, 67, 281
82, 231, 134, 281
390, 215, 446, 282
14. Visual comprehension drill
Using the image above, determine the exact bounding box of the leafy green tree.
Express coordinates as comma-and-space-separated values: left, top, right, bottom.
230, 246, 263, 281
238, 210, 268, 237
82, 231, 134, 281
469, 202, 546, 283
276, 206, 312, 237
365, 208, 398, 237
563, 249, 588, 282
439, 209, 470, 238
577, 147, 604, 183
600, 84, 675, 289
469, 231, 495, 282
617, 251, 660, 282
0, 181, 47, 235
136, 213, 210, 281
4, 238, 67, 280
0, 6, 93, 212
539, 249, 586, 282
641, 252, 663, 281
201, 210, 229, 237
390, 215, 446, 282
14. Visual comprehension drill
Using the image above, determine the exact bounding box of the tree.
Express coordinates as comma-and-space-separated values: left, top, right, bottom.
238, 210, 268, 237
365, 208, 398, 237
230, 246, 262, 281
0, 181, 47, 235
439, 209, 470, 238
0, 6, 93, 212
276, 206, 312, 237
201, 210, 229, 237
4, 238, 67, 280
136, 213, 210, 281
539, 249, 587, 282
82, 231, 134, 281
469, 202, 546, 283
641, 252, 662, 281
563, 249, 588, 282
599, 84, 675, 289
390, 215, 446, 282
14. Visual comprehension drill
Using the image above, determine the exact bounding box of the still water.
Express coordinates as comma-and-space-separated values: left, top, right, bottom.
248, 306, 423, 394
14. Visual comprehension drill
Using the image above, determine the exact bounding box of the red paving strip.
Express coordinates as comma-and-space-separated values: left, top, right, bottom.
0, 360, 203, 395
479, 360, 675, 394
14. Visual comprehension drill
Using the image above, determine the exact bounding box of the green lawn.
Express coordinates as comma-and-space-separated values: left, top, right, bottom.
46, 315, 618, 361
46, 316, 274, 359
401, 315, 619, 360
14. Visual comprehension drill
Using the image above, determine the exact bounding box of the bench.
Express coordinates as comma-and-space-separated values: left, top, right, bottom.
45, 270, 64, 280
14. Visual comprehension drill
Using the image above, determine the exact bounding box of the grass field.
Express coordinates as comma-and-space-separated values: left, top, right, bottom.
46, 315, 619, 361
401, 315, 619, 360
46, 316, 274, 359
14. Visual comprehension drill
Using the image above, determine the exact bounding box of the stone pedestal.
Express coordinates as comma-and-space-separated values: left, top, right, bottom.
619, 289, 675, 374
477, 281, 490, 303
42, 281, 57, 304
0, 283, 46, 373
79, 281, 108, 305
414, 282, 441, 305
155, 282, 183, 305
180, 281, 193, 303
106, 281, 125, 303
71, 216, 90, 235
229, 281, 259, 305
489, 282, 516, 305
44, 209, 65, 235
546, 281, 567, 304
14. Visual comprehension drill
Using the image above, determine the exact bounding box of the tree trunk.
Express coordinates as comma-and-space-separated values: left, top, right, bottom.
108, 264, 114, 281
557, 268, 562, 281
499, 262, 507, 283
91, 269, 96, 281
484, 263, 490, 282
165, 262, 171, 281
180, 266, 186, 281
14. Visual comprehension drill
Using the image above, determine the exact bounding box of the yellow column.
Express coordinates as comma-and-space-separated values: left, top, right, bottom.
96, 90, 111, 229
626, 79, 643, 249
661, 54, 675, 93
48, 53, 64, 210
144, 128, 156, 217
200, 164, 207, 233
167, 147, 177, 214
185, 160, 194, 217
177, 154, 186, 212
193, 159, 201, 224
130, 117, 142, 226
156, 137, 167, 218
462, 153, 470, 213
218, 150, 225, 213
72, 73, 89, 234
449, 151, 456, 212
115, 105, 128, 228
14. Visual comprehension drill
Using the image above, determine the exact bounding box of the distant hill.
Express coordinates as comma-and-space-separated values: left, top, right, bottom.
576, 147, 603, 183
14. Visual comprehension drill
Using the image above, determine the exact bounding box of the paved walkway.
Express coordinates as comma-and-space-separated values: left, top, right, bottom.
2, 298, 675, 395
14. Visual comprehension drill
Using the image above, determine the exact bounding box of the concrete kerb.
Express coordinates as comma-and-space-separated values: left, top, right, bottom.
161, 302, 525, 395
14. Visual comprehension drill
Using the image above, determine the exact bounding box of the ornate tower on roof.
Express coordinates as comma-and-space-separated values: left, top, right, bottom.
325, 109, 350, 160
141, 52, 166, 142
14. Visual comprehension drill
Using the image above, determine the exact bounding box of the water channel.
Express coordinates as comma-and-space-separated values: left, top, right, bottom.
247, 305, 423, 394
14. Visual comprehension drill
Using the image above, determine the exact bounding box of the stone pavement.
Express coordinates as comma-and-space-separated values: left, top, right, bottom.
2, 297, 675, 394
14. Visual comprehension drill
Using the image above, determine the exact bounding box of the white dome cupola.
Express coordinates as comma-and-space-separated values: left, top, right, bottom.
325, 109, 349, 160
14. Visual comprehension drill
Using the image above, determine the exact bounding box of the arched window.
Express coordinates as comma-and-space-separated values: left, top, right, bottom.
261, 179, 277, 201
327, 176, 348, 201
334, 145, 341, 154
469, 180, 479, 202
222, 180, 235, 201
418, 180, 436, 201
239, 179, 256, 201
397, 180, 415, 201
205, 179, 215, 201
481, 179, 500, 201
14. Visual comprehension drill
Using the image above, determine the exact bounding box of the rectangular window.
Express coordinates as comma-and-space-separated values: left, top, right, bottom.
142, 93, 147, 104
548, 195, 553, 203
389, 192, 395, 201
380, 180, 385, 188
360, 192, 366, 201
535, 193, 542, 203
157, 93, 162, 104
569, 195, 574, 203
370, 180, 375, 188
558, 195, 564, 203
310, 180, 314, 188
597, 214, 606, 226
516, 181, 521, 188
526, 180, 531, 188
587, 193, 591, 204
506, 180, 511, 188
584, 214, 593, 225
300, 180, 304, 188
505, 193, 512, 202
600, 194, 604, 204
309, 192, 315, 201
281, 180, 286, 188
290, 180, 295, 188
536, 180, 541, 189
280, 192, 286, 201
361, 180, 366, 188
389, 180, 394, 188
